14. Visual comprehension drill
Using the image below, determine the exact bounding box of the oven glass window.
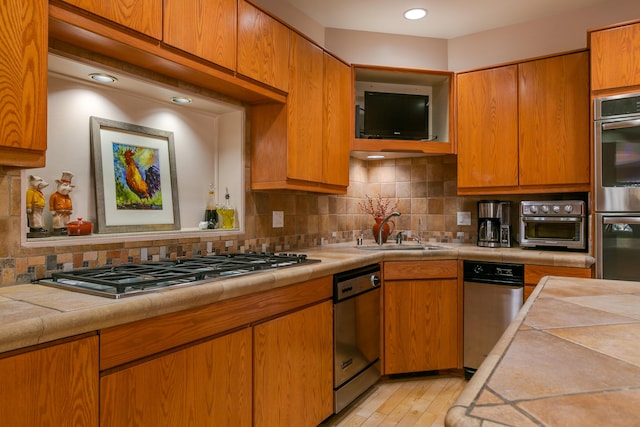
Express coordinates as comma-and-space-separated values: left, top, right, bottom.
523, 221, 579, 241
601, 126, 640, 187
602, 221, 640, 281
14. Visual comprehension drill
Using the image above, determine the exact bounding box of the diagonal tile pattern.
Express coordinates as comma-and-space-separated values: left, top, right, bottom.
446, 277, 640, 427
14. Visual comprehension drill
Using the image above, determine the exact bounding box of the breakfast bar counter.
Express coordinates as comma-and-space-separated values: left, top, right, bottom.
446, 276, 640, 426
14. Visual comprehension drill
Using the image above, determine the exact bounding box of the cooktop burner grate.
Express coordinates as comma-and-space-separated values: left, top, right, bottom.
38, 253, 318, 298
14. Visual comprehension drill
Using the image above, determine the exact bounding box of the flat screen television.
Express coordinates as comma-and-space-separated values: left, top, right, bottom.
363, 91, 429, 140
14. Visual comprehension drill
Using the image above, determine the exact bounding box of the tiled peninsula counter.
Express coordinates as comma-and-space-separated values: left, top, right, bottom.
446, 276, 640, 427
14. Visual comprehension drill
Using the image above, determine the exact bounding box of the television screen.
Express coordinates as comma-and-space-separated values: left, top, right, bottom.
363, 91, 429, 140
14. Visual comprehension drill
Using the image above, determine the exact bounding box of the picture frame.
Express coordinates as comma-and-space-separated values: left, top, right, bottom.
90, 117, 181, 233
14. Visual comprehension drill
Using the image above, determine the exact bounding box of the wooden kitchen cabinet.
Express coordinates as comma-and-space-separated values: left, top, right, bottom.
524, 264, 593, 301
0, 0, 47, 167
457, 65, 519, 190
457, 51, 590, 195
250, 32, 351, 193
100, 328, 252, 427
590, 19, 640, 92
254, 299, 333, 427
237, 0, 289, 92
518, 51, 590, 189
383, 260, 459, 375
0, 334, 98, 426
163, 0, 236, 70
323, 53, 352, 187
59, 0, 162, 39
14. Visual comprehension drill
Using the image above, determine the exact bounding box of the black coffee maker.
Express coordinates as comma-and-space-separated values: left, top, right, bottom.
477, 200, 511, 247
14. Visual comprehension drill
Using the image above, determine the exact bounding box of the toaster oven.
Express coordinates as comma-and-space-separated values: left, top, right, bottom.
519, 200, 587, 251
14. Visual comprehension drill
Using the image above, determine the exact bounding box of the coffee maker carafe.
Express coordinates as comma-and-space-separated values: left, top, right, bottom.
477, 200, 511, 247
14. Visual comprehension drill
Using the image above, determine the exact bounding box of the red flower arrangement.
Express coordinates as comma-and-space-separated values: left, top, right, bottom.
358, 194, 398, 219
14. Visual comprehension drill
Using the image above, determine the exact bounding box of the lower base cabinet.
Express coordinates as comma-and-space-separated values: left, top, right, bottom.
383, 260, 459, 375
100, 328, 252, 427
253, 300, 333, 427
0, 334, 98, 427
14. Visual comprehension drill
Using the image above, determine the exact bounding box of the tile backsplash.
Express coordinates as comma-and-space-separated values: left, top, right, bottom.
1, 157, 575, 285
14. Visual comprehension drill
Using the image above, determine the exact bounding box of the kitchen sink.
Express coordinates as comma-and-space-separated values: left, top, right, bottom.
356, 244, 444, 251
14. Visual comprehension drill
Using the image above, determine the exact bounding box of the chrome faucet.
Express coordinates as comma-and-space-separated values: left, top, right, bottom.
379, 212, 401, 245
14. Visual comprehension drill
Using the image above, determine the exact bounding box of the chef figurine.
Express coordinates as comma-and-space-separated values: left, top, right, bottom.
49, 171, 75, 235
26, 174, 49, 237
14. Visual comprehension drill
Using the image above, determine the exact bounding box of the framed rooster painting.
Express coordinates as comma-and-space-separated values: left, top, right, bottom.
90, 117, 181, 233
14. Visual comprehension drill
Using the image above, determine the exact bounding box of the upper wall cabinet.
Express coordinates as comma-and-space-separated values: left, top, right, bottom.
250, 33, 350, 194
0, 0, 47, 167
590, 19, 640, 93
323, 54, 351, 188
457, 65, 519, 190
59, 0, 162, 39
237, 0, 289, 93
351, 66, 455, 158
457, 51, 590, 195
163, 0, 237, 71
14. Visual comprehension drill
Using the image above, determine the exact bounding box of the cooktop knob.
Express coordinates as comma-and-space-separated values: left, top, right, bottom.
564, 204, 574, 213
542, 205, 549, 213
530, 205, 538, 213
553, 205, 560, 213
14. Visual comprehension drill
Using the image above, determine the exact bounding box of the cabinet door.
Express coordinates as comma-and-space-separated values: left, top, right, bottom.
323, 54, 351, 187
287, 32, 324, 183
163, 0, 236, 70
591, 22, 640, 91
0, 335, 98, 426
254, 300, 333, 427
456, 65, 519, 191
384, 278, 458, 374
518, 52, 589, 188
100, 328, 252, 427
0, 0, 47, 167
237, 0, 289, 92
60, 0, 162, 39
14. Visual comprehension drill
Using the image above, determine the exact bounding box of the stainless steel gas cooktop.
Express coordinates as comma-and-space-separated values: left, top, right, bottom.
36, 253, 319, 298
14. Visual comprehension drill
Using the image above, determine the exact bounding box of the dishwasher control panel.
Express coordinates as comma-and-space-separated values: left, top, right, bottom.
463, 260, 524, 285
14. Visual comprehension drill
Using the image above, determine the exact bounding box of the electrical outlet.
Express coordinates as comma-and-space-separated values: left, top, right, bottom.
457, 211, 471, 226
272, 211, 284, 228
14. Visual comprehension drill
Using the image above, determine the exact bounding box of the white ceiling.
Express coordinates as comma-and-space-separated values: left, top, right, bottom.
286, 0, 613, 39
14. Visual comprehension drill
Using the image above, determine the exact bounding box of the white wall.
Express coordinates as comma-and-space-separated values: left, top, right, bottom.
448, 0, 640, 71
326, 29, 448, 70
27, 74, 244, 235
319, 0, 640, 71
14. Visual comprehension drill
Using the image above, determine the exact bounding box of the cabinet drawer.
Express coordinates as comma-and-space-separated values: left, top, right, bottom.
524, 265, 592, 285
384, 260, 457, 280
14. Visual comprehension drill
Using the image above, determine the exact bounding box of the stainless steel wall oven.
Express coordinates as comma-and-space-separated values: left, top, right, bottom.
333, 264, 381, 413
594, 93, 640, 281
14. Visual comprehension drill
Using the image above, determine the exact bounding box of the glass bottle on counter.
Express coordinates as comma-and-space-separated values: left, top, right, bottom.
204, 185, 218, 229
219, 188, 236, 229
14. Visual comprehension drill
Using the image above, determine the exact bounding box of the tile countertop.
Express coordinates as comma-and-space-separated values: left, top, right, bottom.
446, 275, 640, 427
0, 242, 594, 355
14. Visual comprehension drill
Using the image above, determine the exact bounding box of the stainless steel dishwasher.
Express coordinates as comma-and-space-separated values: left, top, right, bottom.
463, 260, 524, 380
333, 263, 381, 413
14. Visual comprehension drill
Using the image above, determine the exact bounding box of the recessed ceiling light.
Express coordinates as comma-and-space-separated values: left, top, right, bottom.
88, 73, 118, 83
170, 96, 192, 105
404, 8, 427, 20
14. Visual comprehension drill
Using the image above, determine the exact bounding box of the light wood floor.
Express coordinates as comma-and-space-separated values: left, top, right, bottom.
321, 372, 467, 427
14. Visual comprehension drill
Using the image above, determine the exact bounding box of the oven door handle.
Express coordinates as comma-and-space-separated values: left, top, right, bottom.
603, 217, 640, 225
601, 119, 640, 131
